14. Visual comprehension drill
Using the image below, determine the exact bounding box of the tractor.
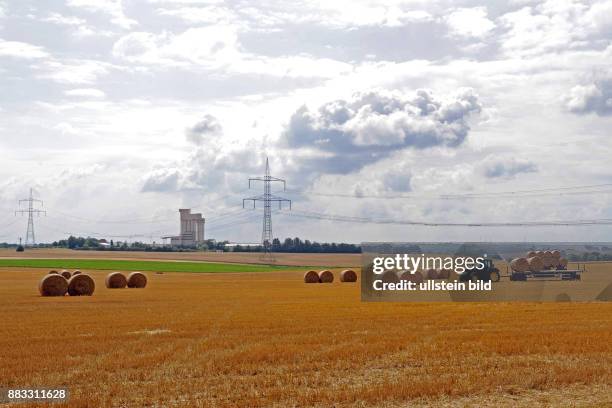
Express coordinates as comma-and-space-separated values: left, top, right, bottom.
458, 259, 500, 282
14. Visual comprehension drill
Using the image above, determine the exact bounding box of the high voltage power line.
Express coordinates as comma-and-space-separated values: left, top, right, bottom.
280, 209, 612, 227
286, 183, 612, 200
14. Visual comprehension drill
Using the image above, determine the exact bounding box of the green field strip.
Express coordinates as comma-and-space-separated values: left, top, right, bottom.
0, 259, 303, 273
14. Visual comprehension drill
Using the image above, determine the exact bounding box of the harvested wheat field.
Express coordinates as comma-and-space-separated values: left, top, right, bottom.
0, 263, 611, 407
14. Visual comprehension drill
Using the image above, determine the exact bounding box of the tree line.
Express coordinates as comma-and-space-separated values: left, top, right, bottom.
49, 236, 361, 253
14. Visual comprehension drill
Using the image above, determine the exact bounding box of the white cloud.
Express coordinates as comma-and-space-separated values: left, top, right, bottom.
499, 1, 612, 58
40, 12, 110, 37
0, 38, 48, 59
156, 5, 237, 24
141, 168, 182, 192
36, 59, 114, 84
42, 12, 86, 27
445, 7, 495, 38
186, 114, 222, 145
64, 88, 106, 98
565, 74, 612, 116
112, 27, 239, 67
112, 26, 352, 78
66, 0, 137, 29
581, 0, 612, 35
154, 1, 433, 29
480, 156, 538, 179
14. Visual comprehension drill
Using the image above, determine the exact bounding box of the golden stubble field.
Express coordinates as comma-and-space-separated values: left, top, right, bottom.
0, 264, 611, 407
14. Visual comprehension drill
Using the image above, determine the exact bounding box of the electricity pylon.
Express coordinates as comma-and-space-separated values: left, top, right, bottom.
15, 188, 46, 247
243, 158, 291, 262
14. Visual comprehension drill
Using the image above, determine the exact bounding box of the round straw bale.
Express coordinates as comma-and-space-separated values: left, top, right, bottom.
535, 251, 544, 256
72, 270, 82, 276
67, 274, 95, 296
510, 257, 529, 273
127, 272, 147, 288
60, 270, 72, 280
399, 270, 423, 284
105, 272, 127, 289
556, 258, 568, 269
318, 270, 334, 283
38, 274, 68, 296
304, 270, 320, 283
48, 270, 59, 275
340, 269, 357, 282
436, 268, 451, 279
423, 268, 437, 280
527, 251, 537, 258
526, 256, 544, 272
551, 250, 561, 259
381, 270, 400, 284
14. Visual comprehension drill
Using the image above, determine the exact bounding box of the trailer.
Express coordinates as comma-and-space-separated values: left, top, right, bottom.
509, 264, 584, 281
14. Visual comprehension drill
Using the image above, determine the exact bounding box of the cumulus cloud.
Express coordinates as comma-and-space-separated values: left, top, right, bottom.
282, 88, 481, 175
499, 0, 612, 57
141, 168, 181, 192
480, 156, 537, 179
565, 75, 612, 116
445, 7, 495, 38
186, 114, 222, 145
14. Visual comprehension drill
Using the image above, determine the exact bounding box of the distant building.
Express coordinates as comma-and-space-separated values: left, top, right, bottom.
162, 209, 205, 247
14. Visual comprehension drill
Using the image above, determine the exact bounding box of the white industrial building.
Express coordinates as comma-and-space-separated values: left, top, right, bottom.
163, 209, 205, 247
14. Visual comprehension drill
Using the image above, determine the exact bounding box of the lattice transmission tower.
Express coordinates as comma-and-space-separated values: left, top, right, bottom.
243, 158, 291, 262
15, 188, 46, 247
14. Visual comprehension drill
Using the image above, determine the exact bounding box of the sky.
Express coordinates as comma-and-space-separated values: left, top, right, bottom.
1, 0, 611, 244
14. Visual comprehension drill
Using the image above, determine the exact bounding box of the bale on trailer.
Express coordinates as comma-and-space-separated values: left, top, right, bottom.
527, 251, 537, 258
304, 270, 320, 283
105, 272, 127, 289
318, 270, 334, 283
340, 269, 357, 282
48, 270, 59, 275
72, 270, 82, 276
510, 258, 529, 272
423, 268, 437, 280
536, 251, 544, 256
526, 256, 544, 272
127, 272, 147, 288
60, 270, 72, 280
551, 250, 561, 259
38, 274, 68, 297
399, 270, 423, 284
67, 274, 95, 296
